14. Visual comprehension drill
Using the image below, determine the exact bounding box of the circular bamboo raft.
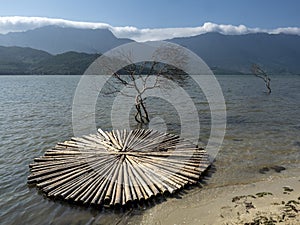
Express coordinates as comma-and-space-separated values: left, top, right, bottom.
28, 129, 210, 207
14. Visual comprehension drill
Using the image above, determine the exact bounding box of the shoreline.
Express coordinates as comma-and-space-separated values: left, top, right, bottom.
136, 176, 300, 225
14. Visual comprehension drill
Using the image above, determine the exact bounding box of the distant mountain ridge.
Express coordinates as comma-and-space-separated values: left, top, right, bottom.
0, 26, 300, 74
169, 32, 300, 74
0, 26, 132, 54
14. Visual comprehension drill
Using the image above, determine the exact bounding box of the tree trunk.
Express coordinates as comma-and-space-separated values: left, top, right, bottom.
265, 77, 271, 94
134, 96, 150, 124
140, 98, 150, 123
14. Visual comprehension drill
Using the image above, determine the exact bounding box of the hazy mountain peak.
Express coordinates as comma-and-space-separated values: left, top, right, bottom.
0, 25, 132, 54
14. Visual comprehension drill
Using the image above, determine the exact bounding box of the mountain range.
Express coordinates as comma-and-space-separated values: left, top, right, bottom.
0, 26, 132, 54
0, 26, 300, 75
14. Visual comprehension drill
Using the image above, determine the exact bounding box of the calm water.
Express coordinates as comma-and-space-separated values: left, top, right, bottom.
0, 75, 299, 225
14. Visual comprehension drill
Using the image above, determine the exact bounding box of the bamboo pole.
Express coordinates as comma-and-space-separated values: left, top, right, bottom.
114, 157, 124, 206
104, 155, 124, 204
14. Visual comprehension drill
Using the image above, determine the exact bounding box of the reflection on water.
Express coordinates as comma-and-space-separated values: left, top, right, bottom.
0, 75, 299, 224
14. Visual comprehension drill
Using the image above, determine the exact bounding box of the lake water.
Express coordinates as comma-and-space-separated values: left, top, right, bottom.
0, 75, 299, 224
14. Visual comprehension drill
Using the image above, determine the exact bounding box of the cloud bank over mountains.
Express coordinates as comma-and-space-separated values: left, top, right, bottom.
1, 16, 300, 42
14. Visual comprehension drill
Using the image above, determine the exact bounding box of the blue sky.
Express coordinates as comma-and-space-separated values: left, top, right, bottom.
0, 0, 299, 29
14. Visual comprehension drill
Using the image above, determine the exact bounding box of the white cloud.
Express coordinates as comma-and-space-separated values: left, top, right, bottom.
0, 16, 299, 42
271, 27, 300, 35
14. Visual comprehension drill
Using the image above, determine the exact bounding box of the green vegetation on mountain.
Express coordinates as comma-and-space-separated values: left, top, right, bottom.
33, 52, 100, 75
0, 46, 100, 75
0, 46, 51, 74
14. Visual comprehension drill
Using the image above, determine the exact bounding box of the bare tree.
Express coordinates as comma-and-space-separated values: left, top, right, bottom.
102, 45, 188, 124
251, 64, 271, 94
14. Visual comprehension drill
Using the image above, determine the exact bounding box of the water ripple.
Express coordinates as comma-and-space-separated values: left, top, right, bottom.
0, 75, 299, 224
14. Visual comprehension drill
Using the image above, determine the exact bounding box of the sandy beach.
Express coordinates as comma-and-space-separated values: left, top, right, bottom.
136, 176, 300, 225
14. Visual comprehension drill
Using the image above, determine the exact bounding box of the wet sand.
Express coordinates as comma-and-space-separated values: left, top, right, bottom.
135, 176, 300, 225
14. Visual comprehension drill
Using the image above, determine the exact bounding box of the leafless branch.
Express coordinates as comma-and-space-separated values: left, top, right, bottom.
98, 45, 188, 124
251, 64, 272, 94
